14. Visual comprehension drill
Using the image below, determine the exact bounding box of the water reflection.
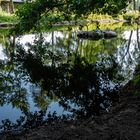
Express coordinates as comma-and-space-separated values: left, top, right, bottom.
0, 28, 140, 130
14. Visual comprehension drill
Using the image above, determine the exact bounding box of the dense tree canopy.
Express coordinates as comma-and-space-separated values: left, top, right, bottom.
12, 0, 129, 34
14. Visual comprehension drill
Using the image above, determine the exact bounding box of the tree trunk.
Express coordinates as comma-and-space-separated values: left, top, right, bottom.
8, 0, 14, 14
0, 0, 2, 11
133, 0, 136, 11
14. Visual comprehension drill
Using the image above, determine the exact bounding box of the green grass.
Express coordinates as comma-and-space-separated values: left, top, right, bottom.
87, 12, 139, 21
87, 13, 113, 20
0, 11, 17, 23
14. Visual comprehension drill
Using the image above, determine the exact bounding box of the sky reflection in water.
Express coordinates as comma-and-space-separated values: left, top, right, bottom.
0, 29, 139, 125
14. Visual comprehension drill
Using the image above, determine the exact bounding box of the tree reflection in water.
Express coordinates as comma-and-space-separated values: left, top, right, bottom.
1, 29, 140, 132
0, 57, 29, 112
16, 33, 121, 118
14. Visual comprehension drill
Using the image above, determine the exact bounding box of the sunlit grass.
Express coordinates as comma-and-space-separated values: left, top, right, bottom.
87, 13, 113, 20
87, 11, 139, 21
0, 10, 17, 23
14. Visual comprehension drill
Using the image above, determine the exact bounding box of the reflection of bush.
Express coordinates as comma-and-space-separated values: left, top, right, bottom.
16, 43, 121, 118
0, 110, 46, 133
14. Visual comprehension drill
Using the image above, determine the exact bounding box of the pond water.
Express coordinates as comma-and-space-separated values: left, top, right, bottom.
0, 26, 140, 130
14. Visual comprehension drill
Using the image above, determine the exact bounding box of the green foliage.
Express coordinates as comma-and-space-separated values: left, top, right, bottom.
133, 75, 140, 85
99, 0, 128, 15
11, 0, 129, 34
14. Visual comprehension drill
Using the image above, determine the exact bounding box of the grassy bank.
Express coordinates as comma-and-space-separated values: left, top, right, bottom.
0, 11, 17, 23
87, 12, 139, 21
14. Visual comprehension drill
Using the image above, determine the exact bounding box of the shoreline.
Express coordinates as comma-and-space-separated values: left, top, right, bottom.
0, 19, 128, 29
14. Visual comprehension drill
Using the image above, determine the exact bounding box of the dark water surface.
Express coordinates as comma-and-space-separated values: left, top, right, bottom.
0, 28, 140, 130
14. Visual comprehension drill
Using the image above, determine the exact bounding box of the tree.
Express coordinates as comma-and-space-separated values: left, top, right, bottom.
8, 0, 14, 14
0, 0, 14, 13
0, 0, 1, 10
12, 0, 129, 34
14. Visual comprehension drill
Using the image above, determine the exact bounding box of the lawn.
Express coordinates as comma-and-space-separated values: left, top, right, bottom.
0, 11, 17, 23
